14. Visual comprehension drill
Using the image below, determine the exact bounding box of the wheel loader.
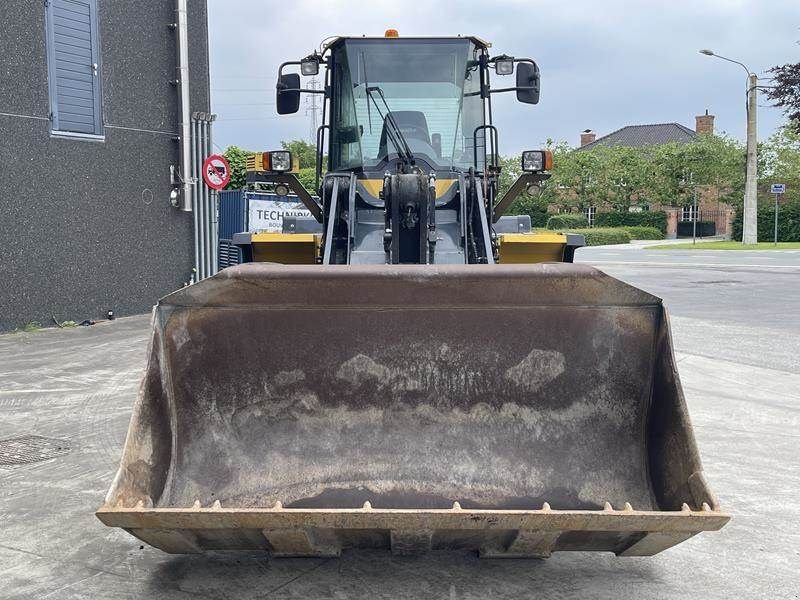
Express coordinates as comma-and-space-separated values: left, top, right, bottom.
97, 32, 728, 558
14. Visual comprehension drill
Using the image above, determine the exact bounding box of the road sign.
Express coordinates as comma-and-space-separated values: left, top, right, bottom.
202, 154, 231, 190
770, 183, 786, 194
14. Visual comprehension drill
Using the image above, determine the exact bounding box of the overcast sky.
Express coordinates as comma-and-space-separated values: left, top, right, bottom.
207, 0, 798, 155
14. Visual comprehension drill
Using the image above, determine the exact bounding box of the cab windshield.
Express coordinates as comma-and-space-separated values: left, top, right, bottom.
330, 39, 484, 172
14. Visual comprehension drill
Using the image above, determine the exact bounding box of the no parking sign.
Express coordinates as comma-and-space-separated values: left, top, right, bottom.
202, 154, 231, 190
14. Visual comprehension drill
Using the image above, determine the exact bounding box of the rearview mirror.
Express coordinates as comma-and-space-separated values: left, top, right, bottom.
276, 73, 301, 114
516, 62, 540, 105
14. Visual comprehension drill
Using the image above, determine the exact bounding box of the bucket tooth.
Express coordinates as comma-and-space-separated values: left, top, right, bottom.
272, 501, 283, 510
603, 502, 613, 511
390, 529, 434, 556
623, 502, 633, 512
681, 503, 691, 512
192, 500, 201, 509
452, 502, 462, 511
362, 501, 372, 510
702, 502, 712, 512
541, 502, 551, 512
211, 500, 222, 510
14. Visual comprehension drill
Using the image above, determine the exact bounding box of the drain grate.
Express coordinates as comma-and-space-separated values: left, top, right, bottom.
0, 435, 71, 465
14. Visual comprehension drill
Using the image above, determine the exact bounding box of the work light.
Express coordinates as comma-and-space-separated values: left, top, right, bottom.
522, 150, 553, 173
269, 151, 292, 172
300, 56, 319, 76
494, 55, 514, 75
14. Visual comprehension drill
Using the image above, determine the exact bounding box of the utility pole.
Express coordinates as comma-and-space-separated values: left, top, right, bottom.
690, 172, 698, 245
743, 73, 758, 244
305, 78, 320, 143
699, 50, 759, 244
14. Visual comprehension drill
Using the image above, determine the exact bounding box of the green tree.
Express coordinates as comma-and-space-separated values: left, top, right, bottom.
222, 145, 255, 190
760, 122, 800, 204
281, 139, 317, 169
222, 142, 321, 194
765, 63, 800, 129
497, 132, 748, 219
294, 167, 319, 194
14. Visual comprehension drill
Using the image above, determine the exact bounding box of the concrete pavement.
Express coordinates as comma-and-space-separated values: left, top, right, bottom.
1, 248, 799, 599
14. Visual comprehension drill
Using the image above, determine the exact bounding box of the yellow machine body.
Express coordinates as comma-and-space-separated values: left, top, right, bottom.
248, 232, 320, 265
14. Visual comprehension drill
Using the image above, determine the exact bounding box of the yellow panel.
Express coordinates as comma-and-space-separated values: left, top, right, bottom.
498, 233, 566, 264
360, 179, 456, 199
360, 179, 383, 198
246, 152, 269, 173
434, 179, 456, 198
250, 233, 319, 265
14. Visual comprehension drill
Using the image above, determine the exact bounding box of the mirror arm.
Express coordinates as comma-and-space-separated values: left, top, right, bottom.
488, 85, 536, 94
277, 60, 301, 76
278, 88, 326, 94
492, 172, 550, 223
278, 60, 329, 96
483, 57, 537, 94
245, 172, 323, 223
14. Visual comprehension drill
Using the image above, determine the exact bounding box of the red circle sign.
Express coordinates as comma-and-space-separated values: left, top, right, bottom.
202, 154, 231, 190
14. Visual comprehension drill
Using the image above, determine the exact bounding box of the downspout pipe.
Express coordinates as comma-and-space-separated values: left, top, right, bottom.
176, 0, 192, 212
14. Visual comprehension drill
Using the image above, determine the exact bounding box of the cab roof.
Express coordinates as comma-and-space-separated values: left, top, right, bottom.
322, 35, 491, 52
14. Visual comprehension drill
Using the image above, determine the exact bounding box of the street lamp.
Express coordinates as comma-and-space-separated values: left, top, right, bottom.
699, 49, 758, 245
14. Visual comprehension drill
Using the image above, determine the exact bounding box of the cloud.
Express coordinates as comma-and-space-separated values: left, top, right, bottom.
208, 0, 797, 154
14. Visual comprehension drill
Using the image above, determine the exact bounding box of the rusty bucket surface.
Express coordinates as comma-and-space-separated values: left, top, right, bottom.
97, 264, 728, 557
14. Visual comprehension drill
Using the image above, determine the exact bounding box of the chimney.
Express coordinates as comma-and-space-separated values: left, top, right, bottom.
695, 110, 714, 135
580, 129, 596, 146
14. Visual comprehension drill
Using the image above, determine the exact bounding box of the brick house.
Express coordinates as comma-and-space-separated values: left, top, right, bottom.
569, 112, 733, 238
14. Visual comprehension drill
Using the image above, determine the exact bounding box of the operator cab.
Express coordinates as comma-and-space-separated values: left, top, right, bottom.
241, 33, 579, 266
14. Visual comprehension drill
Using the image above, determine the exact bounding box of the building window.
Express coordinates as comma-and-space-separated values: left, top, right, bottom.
584, 206, 596, 225
681, 205, 698, 222
45, 0, 104, 137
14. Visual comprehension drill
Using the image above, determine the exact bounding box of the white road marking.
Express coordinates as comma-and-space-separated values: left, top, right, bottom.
581, 260, 800, 270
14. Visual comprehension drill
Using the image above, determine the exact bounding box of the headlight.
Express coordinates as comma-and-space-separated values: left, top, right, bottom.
268, 151, 292, 172
521, 150, 553, 172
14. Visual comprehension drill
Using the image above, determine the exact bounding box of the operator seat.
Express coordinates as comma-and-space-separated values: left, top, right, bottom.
378, 111, 431, 157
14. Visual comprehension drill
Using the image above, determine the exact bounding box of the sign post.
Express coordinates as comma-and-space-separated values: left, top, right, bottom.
770, 184, 786, 246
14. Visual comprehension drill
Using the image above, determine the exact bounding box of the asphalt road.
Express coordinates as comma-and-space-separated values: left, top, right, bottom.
1, 247, 799, 599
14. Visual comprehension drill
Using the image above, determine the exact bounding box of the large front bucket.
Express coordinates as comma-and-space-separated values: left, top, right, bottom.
97, 264, 728, 557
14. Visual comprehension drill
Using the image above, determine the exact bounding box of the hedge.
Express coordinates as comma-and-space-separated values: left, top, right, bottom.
593, 211, 668, 234
560, 227, 632, 246
507, 196, 550, 228
732, 200, 800, 242
621, 226, 664, 240
546, 214, 588, 230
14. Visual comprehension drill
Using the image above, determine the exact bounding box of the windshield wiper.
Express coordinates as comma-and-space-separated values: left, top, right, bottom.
360, 52, 373, 135
365, 86, 415, 167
